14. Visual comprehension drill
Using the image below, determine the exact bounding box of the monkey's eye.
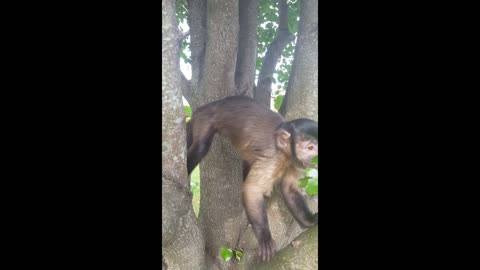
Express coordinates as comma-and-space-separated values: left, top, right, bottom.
308, 146, 314, 150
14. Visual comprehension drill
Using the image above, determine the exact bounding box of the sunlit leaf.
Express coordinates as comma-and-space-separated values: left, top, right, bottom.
220, 247, 233, 262
235, 249, 243, 261
299, 177, 309, 188
305, 178, 318, 196
184, 106, 192, 116
274, 95, 284, 111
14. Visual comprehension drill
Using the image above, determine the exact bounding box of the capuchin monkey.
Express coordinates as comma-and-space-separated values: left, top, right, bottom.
186, 96, 318, 262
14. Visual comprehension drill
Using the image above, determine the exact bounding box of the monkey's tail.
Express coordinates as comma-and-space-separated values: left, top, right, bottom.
186, 120, 193, 150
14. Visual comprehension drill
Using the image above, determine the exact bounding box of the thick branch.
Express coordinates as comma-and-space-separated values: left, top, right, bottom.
255, 225, 318, 270
162, 0, 205, 268
187, 0, 207, 108
254, 0, 295, 107
234, 0, 259, 97
278, 0, 289, 32
279, 0, 318, 119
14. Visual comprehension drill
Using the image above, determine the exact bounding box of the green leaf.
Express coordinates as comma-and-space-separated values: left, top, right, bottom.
305, 178, 318, 196
220, 247, 233, 262
274, 95, 284, 111
235, 249, 243, 261
298, 177, 309, 188
184, 106, 192, 116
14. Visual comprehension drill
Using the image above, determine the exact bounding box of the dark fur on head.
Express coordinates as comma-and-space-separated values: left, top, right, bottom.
277, 118, 318, 165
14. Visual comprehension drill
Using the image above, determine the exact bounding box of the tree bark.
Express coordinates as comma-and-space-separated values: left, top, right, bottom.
187, 0, 207, 108
189, 1, 246, 269
255, 225, 318, 270
280, 0, 318, 121
235, 0, 259, 97
162, 0, 205, 269
255, 0, 295, 107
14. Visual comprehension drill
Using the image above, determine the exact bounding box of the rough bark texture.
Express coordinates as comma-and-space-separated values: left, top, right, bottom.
254, 0, 295, 107
280, 0, 318, 121
255, 225, 318, 270
235, 0, 259, 97
187, 0, 207, 108
162, 0, 205, 269
188, 1, 245, 269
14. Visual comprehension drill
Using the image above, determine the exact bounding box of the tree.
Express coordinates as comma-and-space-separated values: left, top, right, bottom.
162, 0, 205, 269
162, 0, 318, 269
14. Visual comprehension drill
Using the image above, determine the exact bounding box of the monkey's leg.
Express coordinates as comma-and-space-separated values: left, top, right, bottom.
242, 171, 275, 262
280, 173, 317, 228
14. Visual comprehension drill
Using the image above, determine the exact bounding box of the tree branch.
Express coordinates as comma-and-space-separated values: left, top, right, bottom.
187, 0, 207, 108
234, 0, 259, 97
254, 0, 295, 107
255, 225, 318, 270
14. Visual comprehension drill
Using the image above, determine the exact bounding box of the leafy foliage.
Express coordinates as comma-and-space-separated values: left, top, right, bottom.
220, 247, 243, 262
298, 156, 318, 196
176, 0, 191, 64
257, 0, 300, 110
274, 95, 284, 111
184, 105, 192, 122
184, 105, 192, 116
191, 166, 200, 216
221, 247, 233, 262
175, 0, 188, 25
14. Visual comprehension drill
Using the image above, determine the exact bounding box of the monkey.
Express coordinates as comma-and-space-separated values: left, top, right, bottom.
186, 96, 318, 262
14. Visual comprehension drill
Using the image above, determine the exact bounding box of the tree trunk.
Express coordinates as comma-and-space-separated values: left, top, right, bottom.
188, 1, 247, 269
235, 0, 259, 97
162, 0, 205, 269
280, 0, 318, 121
186, 0, 207, 107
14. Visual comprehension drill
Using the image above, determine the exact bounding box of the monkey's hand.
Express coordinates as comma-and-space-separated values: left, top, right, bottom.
257, 232, 275, 262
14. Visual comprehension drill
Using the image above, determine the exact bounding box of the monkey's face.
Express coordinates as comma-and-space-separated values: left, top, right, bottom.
296, 139, 318, 166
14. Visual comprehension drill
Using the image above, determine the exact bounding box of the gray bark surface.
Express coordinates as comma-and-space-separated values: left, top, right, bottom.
189, 1, 246, 269
162, 0, 205, 269
255, 225, 318, 270
235, 0, 259, 97
280, 0, 318, 121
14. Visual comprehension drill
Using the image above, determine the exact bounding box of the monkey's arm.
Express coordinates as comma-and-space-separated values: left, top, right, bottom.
280, 174, 317, 228
242, 169, 276, 262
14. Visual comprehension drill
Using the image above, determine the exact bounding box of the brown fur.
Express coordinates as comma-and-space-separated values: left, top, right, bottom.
186, 96, 317, 262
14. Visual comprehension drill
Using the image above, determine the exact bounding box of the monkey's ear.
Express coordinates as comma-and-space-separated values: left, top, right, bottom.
276, 129, 291, 149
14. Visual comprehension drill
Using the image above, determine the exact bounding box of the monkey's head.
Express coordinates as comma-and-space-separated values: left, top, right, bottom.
276, 119, 318, 167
